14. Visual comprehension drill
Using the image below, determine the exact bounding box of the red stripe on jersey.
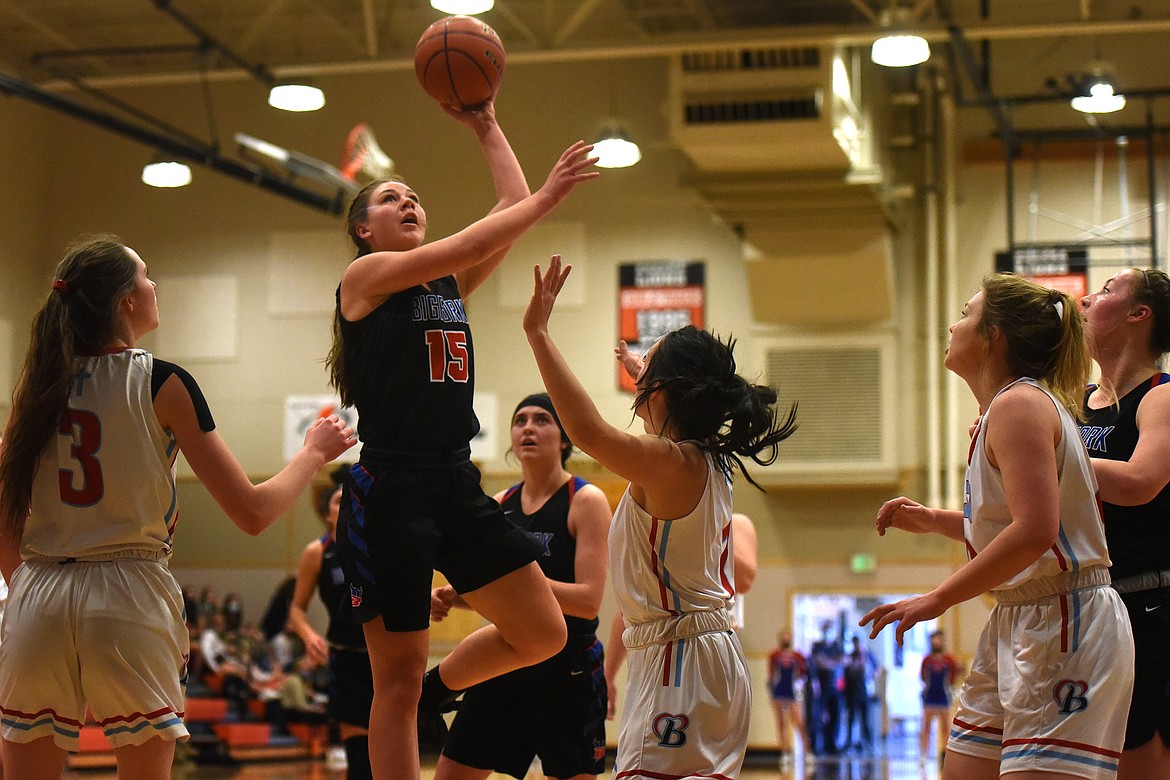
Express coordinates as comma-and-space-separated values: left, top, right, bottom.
616, 770, 737, 780
648, 518, 672, 614
1050, 542, 1069, 571
0, 705, 83, 727
952, 717, 1004, 735
967, 417, 983, 465
97, 707, 183, 726
719, 521, 734, 596
661, 640, 673, 687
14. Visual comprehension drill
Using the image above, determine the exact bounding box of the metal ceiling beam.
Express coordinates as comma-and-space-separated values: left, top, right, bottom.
153, 0, 275, 86
0, 70, 345, 214
42, 14, 1170, 91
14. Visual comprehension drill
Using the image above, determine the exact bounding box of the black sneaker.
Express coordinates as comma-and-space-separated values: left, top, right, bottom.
417, 708, 449, 755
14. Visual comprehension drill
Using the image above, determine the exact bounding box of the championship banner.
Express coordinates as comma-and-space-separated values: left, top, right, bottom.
617, 261, 705, 392
995, 246, 1089, 298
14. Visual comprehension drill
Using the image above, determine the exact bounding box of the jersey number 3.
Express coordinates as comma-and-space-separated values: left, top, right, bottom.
59, 409, 104, 507
425, 330, 470, 383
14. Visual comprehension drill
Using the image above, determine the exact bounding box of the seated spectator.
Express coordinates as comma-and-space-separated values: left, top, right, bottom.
222, 592, 245, 633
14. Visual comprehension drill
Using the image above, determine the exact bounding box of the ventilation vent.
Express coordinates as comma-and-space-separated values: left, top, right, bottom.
683, 96, 820, 125
681, 47, 821, 73
752, 334, 897, 485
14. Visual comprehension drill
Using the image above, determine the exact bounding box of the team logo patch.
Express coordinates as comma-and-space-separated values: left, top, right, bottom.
1053, 678, 1089, 714
350, 583, 364, 607
652, 712, 690, 747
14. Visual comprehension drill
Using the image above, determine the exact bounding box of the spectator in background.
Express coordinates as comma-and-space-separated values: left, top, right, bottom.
920, 630, 961, 765
842, 634, 875, 753
222, 592, 245, 633
288, 464, 373, 779
809, 621, 844, 756
199, 586, 221, 631
766, 627, 811, 768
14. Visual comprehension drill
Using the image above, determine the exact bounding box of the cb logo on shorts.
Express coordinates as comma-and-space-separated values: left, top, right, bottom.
1052, 679, 1089, 714
652, 713, 690, 748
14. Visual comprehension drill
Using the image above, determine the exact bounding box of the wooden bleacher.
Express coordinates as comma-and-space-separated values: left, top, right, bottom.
65, 693, 325, 770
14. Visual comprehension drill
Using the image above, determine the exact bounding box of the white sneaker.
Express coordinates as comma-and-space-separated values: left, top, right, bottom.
325, 745, 349, 769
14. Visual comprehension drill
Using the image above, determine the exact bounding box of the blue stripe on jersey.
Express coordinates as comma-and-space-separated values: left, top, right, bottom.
1001, 746, 1117, 771
655, 521, 683, 614
1, 716, 78, 740
346, 524, 369, 556
949, 728, 1002, 748
1056, 524, 1081, 574
105, 715, 184, 737
674, 637, 686, 687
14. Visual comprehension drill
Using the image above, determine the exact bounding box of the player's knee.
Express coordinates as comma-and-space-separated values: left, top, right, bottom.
511, 612, 567, 665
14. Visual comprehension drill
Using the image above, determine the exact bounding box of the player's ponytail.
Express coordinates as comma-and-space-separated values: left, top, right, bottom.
0, 234, 137, 540
980, 273, 1090, 421
633, 326, 797, 490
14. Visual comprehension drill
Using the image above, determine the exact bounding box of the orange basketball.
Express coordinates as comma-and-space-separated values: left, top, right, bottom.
414, 16, 506, 111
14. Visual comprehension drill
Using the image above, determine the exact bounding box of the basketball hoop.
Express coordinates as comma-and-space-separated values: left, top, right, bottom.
341, 124, 395, 182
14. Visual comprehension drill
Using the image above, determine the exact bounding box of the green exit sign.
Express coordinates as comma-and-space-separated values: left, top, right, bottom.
851, 553, 876, 574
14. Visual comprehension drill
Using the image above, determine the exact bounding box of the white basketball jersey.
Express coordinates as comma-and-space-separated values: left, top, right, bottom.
965, 378, 1109, 591
609, 453, 735, 627
24, 350, 179, 560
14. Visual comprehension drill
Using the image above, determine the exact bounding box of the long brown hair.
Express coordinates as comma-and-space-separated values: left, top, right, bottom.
325, 179, 396, 406
0, 234, 137, 540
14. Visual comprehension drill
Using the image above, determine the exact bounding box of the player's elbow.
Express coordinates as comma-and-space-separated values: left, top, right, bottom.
231, 509, 269, 536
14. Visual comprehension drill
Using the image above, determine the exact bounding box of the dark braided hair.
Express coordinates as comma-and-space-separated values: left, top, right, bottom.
633, 326, 797, 490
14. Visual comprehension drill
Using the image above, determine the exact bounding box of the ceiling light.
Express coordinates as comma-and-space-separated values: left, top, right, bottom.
870, 5, 930, 68
1071, 78, 1126, 114
871, 34, 930, 67
430, 0, 494, 13
593, 127, 641, 169
142, 158, 192, 188
268, 81, 325, 112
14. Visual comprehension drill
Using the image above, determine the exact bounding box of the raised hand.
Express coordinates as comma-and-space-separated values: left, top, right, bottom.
523, 254, 572, 337
538, 141, 599, 204
441, 98, 498, 138
614, 340, 644, 381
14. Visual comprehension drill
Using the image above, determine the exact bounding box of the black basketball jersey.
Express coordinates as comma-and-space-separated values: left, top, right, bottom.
318, 534, 366, 649
1081, 373, 1170, 581
499, 476, 598, 636
338, 276, 478, 453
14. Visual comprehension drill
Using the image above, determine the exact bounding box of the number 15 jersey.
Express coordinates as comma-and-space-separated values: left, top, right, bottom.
338, 276, 478, 453
25, 350, 180, 561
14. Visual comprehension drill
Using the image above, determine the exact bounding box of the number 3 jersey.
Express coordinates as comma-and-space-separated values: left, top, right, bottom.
338, 276, 478, 453
25, 350, 187, 561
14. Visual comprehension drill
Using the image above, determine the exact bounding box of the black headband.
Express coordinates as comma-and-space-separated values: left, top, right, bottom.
513, 393, 570, 445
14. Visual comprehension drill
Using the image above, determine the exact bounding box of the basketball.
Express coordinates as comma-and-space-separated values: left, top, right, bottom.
414, 16, 506, 111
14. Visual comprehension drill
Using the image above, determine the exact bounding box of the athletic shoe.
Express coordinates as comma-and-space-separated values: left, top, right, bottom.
417, 708, 449, 755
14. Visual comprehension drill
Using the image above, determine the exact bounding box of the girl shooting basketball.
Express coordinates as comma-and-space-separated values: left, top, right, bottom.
0, 234, 354, 779
326, 100, 597, 780
522, 254, 796, 780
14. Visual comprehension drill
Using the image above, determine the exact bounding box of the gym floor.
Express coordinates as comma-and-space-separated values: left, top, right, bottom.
64, 733, 943, 779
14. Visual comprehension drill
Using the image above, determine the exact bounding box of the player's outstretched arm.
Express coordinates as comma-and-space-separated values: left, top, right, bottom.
155, 374, 355, 536
343, 141, 597, 307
